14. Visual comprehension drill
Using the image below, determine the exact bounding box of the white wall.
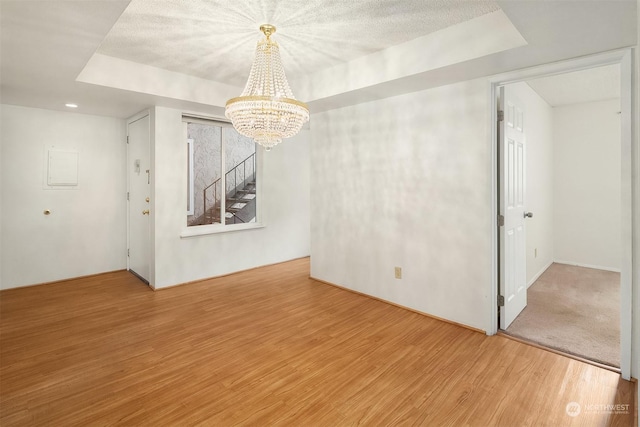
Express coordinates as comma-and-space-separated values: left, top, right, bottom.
310, 79, 492, 331
0, 107, 3, 289
633, 6, 639, 397
151, 107, 310, 289
0, 105, 127, 289
553, 99, 621, 271
506, 82, 555, 286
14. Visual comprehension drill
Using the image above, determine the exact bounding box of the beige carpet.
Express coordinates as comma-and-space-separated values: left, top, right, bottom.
506, 263, 620, 367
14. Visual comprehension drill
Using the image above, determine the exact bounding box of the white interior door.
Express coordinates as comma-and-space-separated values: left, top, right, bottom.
128, 114, 150, 283
499, 86, 528, 329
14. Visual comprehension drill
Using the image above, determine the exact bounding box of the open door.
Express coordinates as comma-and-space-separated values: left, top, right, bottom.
498, 86, 528, 329
127, 114, 151, 283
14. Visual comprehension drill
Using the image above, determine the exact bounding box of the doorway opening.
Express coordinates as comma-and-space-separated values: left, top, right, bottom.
498, 65, 622, 369
489, 49, 633, 380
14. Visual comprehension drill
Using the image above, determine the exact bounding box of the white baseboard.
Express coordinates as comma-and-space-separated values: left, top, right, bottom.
527, 260, 553, 288
552, 260, 621, 273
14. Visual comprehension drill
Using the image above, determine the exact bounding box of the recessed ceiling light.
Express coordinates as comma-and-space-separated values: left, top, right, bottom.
65, 103, 78, 108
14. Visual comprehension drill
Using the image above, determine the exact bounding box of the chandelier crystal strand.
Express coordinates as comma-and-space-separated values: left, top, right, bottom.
225, 24, 309, 151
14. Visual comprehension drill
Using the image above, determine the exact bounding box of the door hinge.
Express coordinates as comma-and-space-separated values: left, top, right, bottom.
497, 214, 505, 226
497, 110, 504, 122
126, 136, 129, 144
127, 249, 130, 257
127, 191, 129, 201
498, 295, 505, 306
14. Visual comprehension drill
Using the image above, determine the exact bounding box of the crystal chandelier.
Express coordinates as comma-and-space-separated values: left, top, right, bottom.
225, 24, 309, 151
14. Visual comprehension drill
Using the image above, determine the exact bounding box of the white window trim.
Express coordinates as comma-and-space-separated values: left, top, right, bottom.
180, 115, 264, 238
180, 222, 265, 238
186, 138, 194, 215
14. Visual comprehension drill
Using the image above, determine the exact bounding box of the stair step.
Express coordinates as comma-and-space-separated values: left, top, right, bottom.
227, 197, 255, 203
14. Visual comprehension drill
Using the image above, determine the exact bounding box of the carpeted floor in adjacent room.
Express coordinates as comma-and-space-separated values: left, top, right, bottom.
506, 263, 619, 367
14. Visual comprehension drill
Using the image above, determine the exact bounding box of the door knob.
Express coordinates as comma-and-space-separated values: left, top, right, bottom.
142, 210, 150, 215
524, 212, 533, 218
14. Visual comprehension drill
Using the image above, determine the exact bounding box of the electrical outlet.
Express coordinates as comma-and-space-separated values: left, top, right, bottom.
535, 248, 538, 258
394, 267, 402, 279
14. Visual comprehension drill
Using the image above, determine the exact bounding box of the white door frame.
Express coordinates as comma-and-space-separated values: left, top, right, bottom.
487, 48, 634, 381
126, 109, 153, 286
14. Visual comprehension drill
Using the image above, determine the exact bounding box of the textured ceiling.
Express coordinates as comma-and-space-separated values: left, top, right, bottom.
1, 0, 635, 118
526, 64, 620, 107
97, 0, 501, 87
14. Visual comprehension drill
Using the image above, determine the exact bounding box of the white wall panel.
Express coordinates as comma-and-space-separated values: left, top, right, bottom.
310, 79, 492, 331
632, 17, 639, 385
553, 99, 621, 271
151, 107, 310, 289
1, 105, 127, 289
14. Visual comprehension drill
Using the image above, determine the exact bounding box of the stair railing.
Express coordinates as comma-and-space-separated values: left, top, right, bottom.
202, 152, 256, 225
226, 152, 256, 199
202, 177, 221, 224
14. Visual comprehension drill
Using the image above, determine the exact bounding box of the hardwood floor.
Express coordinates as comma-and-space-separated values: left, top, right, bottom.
0, 258, 636, 426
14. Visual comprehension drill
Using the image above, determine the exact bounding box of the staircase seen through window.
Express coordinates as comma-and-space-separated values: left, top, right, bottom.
185, 117, 257, 227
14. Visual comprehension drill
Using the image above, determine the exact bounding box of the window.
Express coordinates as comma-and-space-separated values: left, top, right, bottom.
184, 117, 259, 230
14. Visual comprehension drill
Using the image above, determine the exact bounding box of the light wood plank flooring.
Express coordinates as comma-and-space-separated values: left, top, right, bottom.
0, 258, 636, 426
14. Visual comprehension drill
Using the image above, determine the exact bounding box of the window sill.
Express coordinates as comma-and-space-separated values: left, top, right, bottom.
180, 222, 265, 238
